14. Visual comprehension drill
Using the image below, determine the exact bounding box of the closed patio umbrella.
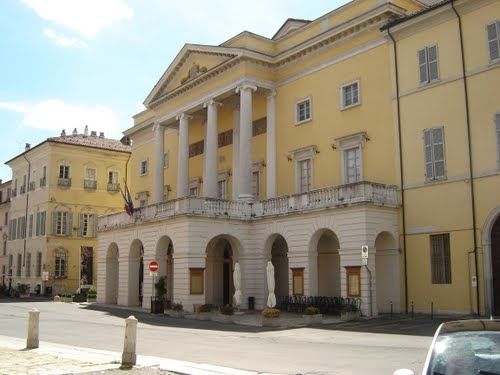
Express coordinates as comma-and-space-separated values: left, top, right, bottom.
266, 261, 276, 308
233, 262, 242, 308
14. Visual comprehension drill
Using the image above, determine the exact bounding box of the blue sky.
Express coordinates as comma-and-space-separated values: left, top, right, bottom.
0, 0, 348, 182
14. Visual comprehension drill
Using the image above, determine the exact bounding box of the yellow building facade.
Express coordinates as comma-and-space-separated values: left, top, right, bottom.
6, 130, 130, 295
0, 179, 11, 288
97, 0, 500, 316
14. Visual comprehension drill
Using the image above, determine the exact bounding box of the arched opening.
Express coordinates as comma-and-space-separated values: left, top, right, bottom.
375, 231, 399, 313
491, 216, 500, 316
105, 243, 119, 304
155, 236, 174, 305
316, 230, 341, 296
268, 235, 289, 299
206, 236, 239, 306
128, 239, 144, 307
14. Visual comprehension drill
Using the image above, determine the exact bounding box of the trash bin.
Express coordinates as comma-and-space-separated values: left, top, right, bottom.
45, 286, 52, 296
248, 296, 255, 310
151, 296, 165, 314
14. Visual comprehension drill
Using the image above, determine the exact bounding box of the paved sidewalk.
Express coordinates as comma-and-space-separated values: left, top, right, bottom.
0, 335, 281, 375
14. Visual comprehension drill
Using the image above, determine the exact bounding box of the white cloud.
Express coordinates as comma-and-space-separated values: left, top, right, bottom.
0, 99, 122, 138
21, 0, 133, 39
43, 28, 87, 48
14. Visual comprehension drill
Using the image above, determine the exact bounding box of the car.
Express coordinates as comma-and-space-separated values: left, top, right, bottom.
394, 319, 500, 375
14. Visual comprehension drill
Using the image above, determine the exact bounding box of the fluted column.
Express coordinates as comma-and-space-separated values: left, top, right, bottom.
176, 113, 191, 198
232, 106, 240, 199
152, 121, 165, 204
203, 100, 221, 198
236, 84, 257, 201
266, 90, 277, 198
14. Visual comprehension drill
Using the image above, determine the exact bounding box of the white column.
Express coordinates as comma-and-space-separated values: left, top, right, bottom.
266, 90, 277, 198
231, 106, 240, 200
176, 113, 191, 198
203, 100, 221, 198
236, 84, 257, 201
152, 121, 165, 204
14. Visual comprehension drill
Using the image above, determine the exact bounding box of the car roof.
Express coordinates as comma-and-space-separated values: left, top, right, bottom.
440, 319, 500, 334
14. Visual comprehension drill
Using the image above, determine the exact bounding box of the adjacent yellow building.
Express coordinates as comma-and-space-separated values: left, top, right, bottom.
96, 0, 499, 316
5, 129, 130, 295
0, 179, 11, 288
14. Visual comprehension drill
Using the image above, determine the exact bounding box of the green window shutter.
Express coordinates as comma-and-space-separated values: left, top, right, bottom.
66, 212, 73, 236
92, 214, 97, 238
79, 213, 83, 237
36, 213, 40, 236
423, 129, 433, 179
487, 22, 499, 61
52, 212, 58, 235
418, 48, 428, 84
427, 45, 439, 81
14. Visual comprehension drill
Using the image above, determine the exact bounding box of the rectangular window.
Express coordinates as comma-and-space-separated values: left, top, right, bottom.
53, 211, 71, 236
26, 253, 31, 277
298, 159, 312, 193
140, 160, 148, 175
487, 21, 500, 61
430, 233, 451, 284
80, 247, 93, 285
296, 98, 311, 123
341, 81, 360, 109
59, 165, 70, 179
418, 45, 439, 84
292, 268, 304, 296
252, 171, 260, 200
4, 212, 7, 225
28, 214, 33, 238
55, 251, 67, 278
217, 180, 227, 200
8, 255, 13, 273
345, 147, 361, 183
86, 168, 96, 180
16, 254, 22, 276
190, 268, 204, 295
424, 127, 446, 180
189, 186, 198, 196
108, 171, 118, 184
36, 252, 42, 277
2, 239, 6, 256
80, 213, 96, 238
346, 266, 361, 297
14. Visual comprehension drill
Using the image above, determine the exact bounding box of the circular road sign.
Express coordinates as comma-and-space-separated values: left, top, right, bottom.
149, 260, 159, 272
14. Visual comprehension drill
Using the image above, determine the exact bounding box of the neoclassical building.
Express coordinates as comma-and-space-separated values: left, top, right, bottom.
97, 0, 500, 316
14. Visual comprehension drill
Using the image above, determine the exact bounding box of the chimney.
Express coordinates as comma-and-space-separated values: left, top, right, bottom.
99, 132, 104, 138
90, 131, 97, 137
61, 129, 66, 137
72, 128, 78, 136
84, 125, 89, 136
25, 143, 31, 151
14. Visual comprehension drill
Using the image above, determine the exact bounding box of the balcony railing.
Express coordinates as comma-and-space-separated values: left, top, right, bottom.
29, 181, 36, 191
99, 181, 399, 232
84, 179, 97, 189
20, 185, 26, 194
107, 182, 120, 192
58, 178, 71, 187
39, 177, 46, 187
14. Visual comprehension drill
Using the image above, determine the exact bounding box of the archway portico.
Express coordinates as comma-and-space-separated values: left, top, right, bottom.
483, 206, 500, 316
314, 229, 341, 297
265, 234, 289, 300
128, 239, 144, 307
156, 236, 174, 305
375, 231, 399, 313
105, 243, 119, 305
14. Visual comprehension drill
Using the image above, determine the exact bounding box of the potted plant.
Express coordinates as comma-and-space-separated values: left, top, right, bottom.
302, 306, 323, 324
215, 304, 234, 323
59, 293, 74, 303
18, 284, 30, 298
196, 303, 212, 320
151, 276, 166, 314
170, 302, 184, 318
86, 287, 97, 303
261, 307, 281, 327
340, 303, 360, 321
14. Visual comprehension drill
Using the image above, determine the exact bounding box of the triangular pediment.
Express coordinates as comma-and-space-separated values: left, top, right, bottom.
144, 45, 239, 107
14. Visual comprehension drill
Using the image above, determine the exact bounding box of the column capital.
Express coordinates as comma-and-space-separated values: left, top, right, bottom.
235, 84, 257, 94
176, 113, 193, 121
267, 89, 277, 99
152, 120, 162, 132
203, 99, 222, 108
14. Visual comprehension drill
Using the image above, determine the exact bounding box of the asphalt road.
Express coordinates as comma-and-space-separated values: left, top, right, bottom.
0, 300, 441, 375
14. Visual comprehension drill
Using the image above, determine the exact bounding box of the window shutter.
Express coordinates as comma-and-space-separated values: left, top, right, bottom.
487, 22, 499, 61
52, 212, 57, 235
36, 213, 40, 236
92, 215, 97, 238
79, 213, 84, 236
424, 129, 433, 179
418, 48, 428, 84
432, 127, 445, 178
427, 45, 439, 81
66, 212, 73, 236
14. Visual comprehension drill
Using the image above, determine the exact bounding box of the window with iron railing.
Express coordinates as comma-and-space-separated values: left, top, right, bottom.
84, 179, 97, 189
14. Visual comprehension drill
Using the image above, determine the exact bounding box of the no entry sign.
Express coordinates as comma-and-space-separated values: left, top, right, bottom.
149, 260, 159, 272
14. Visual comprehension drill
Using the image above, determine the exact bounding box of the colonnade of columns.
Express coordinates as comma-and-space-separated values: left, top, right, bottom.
151, 82, 277, 203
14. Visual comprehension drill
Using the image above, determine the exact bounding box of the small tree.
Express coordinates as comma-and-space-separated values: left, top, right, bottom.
155, 276, 167, 300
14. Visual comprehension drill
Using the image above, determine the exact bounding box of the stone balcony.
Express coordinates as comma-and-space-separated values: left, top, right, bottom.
98, 181, 399, 232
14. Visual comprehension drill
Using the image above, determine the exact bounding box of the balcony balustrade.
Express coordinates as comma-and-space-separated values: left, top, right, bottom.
58, 178, 71, 187
84, 179, 97, 189
39, 177, 46, 187
107, 182, 120, 192
29, 181, 36, 191
98, 181, 399, 232
20, 185, 26, 194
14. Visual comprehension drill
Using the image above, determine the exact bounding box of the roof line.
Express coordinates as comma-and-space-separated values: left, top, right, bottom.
381, 0, 450, 30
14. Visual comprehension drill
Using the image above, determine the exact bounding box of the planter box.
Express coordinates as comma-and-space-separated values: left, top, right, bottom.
213, 314, 233, 324
60, 297, 74, 303
262, 316, 281, 327
169, 310, 184, 318
341, 311, 360, 321
302, 314, 323, 324
87, 297, 96, 303
151, 298, 165, 314
19, 293, 30, 299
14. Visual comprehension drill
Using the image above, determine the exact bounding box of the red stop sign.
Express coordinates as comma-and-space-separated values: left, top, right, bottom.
149, 260, 159, 272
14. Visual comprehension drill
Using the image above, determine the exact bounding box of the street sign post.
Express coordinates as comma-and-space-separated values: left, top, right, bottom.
149, 261, 159, 299
149, 261, 159, 272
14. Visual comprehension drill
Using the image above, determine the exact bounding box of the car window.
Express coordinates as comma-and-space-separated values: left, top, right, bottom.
427, 332, 500, 375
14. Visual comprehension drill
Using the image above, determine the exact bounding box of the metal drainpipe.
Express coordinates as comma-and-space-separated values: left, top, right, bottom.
387, 27, 409, 315
451, 0, 480, 316
22, 153, 31, 267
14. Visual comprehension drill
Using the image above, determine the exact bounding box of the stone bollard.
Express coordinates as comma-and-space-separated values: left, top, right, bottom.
26, 308, 40, 349
121, 315, 138, 367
